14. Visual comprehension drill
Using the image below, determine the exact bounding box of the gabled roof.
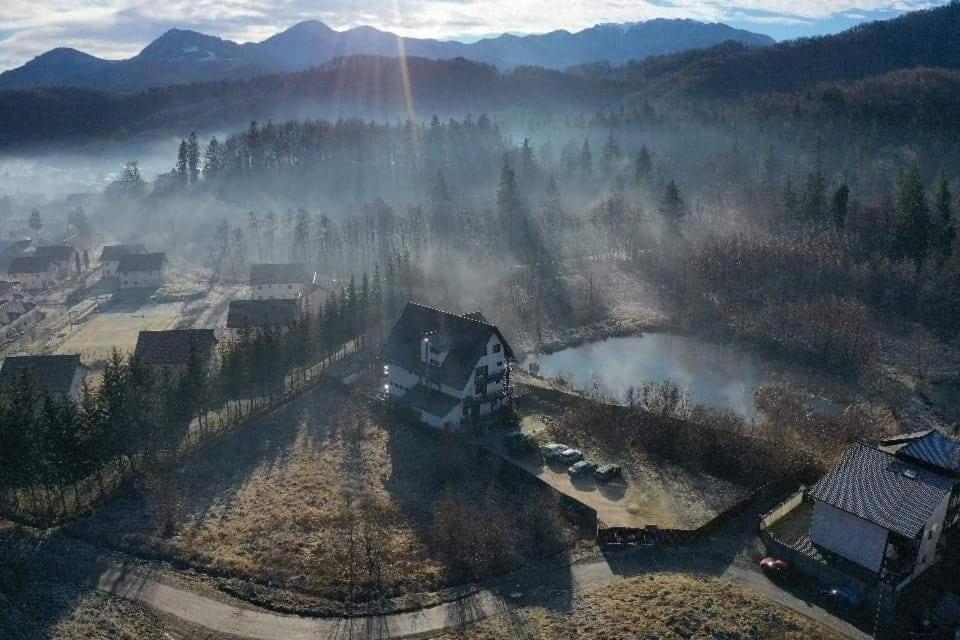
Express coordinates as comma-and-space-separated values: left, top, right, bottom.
250, 263, 308, 285
808, 443, 954, 539
897, 431, 960, 476
33, 245, 76, 262
134, 329, 217, 367
117, 252, 165, 273
226, 299, 299, 329
0, 239, 30, 256
379, 302, 514, 390
7, 255, 54, 274
100, 244, 147, 262
0, 354, 83, 396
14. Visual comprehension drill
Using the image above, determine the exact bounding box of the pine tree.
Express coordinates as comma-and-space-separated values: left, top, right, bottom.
175, 140, 189, 187
894, 168, 931, 264
187, 132, 201, 184
599, 131, 621, 176
659, 181, 686, 235
935, 171, 956, 265
635, 145, 652, 186
580, 139, 592, 176
831, 184, 850, 231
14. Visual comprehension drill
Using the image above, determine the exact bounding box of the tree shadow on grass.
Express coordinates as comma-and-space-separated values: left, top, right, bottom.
381, 416, 579, 617
66, 386, 323, 566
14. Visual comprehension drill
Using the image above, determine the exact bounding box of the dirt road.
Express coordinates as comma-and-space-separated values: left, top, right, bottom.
95, 545, 871, 640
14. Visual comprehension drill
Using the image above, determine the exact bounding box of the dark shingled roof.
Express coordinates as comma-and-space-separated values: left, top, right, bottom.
7, 255, 54, 274
226, 299, 299, 329
117, 252, 165, 274
404, 384, 461, 418
100, 244, 147, 262
898, 431, 960, 476
808, 443, 954, 539
0, 354, 83, 396
134, 329, 217, 367
33, 245, 76, 262
250, 263, 308, 285
379, 302, 514, 390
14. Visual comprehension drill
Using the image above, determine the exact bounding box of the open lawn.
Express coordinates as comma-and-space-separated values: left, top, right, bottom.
70, 384, 584, 609
54, 302, 181, 362
435, 573, 842, 640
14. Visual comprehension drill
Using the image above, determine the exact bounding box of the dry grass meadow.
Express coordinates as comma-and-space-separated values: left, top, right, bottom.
70, 383, 583, 607
436, 573, 843, 640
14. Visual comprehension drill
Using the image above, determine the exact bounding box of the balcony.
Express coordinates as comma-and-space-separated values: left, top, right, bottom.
463, 386, 514, 407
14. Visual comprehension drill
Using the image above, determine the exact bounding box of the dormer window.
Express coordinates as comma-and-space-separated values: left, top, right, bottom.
493, 343, 501, 354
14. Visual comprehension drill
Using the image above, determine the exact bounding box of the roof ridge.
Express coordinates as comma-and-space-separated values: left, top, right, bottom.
406, 301, 494, 327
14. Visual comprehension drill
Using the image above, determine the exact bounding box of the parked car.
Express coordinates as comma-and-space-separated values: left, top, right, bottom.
818, 585, 863, 610
558, 448, 583, 464
504, 431, 538, 455
594, 463, 622, 482
568, 460, 598, 478
759, 556, 791, 579
542, 443, 568, 461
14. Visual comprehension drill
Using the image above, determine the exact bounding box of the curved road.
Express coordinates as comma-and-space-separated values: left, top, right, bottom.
96, 549, 872, 640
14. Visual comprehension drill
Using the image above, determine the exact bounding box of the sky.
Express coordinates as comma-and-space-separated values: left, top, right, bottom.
0, 0, 947, 72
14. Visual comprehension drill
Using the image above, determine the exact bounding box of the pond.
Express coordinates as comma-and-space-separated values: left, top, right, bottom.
528, 333, 826, 421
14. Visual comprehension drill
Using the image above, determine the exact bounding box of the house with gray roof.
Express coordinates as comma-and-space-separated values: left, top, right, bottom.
807, 442, 955, 590
380, 302, 514, 429
100, 244, 147, 276
117, 252, 166, 289
225, 299, 299, 339
882, 430, 960, 532
0, 354, 87, 403
249, 263, 311, 301
134, 329, 217, 377
6, 255, 58, 290
33, 245, 80, 278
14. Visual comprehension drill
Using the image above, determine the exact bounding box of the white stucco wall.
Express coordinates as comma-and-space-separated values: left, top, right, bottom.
119, 267, 164, 289
810, 501, 889, 573
253, 282, 303, 300
9, 269, 57, 290
911, 492, 950, 582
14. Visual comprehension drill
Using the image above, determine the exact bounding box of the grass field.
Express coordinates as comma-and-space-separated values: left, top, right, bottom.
435, 573, 842, 640
55, 302, 181, 361
71, 384, 584, 608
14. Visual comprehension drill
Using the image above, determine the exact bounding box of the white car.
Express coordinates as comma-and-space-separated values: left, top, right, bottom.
542, 443, 568, 461
558, 448, 583, 464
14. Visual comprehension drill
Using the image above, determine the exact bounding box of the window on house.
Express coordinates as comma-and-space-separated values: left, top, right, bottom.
462, 405, 468, 416
493, 343, 501, 353
288, 284, 293, 289
496, 361, 503, 367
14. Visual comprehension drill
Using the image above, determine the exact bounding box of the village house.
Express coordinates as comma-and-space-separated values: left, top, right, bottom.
249, 263, 310, 300
379, 302, 514, 429
0, 239, 31, 273
33, 245, 80, 278
0, 354, 87, 404
804, 443, 955, 591
6, 255, 58, 290
117, 252, 166, 289
225, 299, 299, 340
882, 430, 960, 531
100, 244, 147, 277
133, 329, 218, 377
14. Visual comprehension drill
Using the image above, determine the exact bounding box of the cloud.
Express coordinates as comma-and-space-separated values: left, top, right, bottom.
0, 0, 947, 72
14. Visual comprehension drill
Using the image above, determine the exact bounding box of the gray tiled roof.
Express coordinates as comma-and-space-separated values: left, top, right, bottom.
117, 252, 165, 274
100, 244, 147, 262
404, 383, 461, 418
7, 255, 54, 274
899, 431, 960, 476
249, 263, 308, 285
226, 299, 299, 329
134, 329, 217, 367
0, 354, 83, 396
808, 443, 954, 539
379, 302, 514, 390
33, 245, 76, 262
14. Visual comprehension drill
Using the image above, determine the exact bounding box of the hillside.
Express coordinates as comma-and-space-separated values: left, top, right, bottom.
0, 19, 772, 93
578, 2, 960, 98
0, 56, 627, 147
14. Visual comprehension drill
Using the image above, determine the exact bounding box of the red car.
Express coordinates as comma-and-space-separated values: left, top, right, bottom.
760, 556, 791, 579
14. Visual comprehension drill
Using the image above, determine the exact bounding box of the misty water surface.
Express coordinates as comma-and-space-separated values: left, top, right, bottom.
532, 333, 796, 420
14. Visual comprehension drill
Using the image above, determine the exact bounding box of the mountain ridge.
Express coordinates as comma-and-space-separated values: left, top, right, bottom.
0, 19, 773, 92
